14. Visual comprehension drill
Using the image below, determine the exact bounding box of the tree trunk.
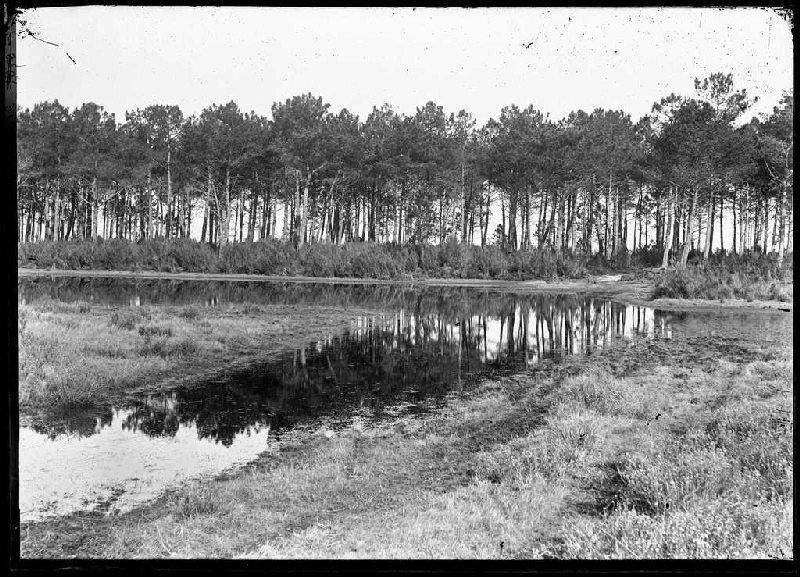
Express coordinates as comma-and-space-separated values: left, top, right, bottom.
763, 192, 770, 253
753, 191, 763, 252
718, 191, 724, 253
52, 182, 61, 241
508, 189, 518, 250
543, 197, 557, 247
554, 195, 564, 253
165, 144, 173, 237
500, 194, 506, 246
25, 207, 33, 242
204, 165, 213, 243
397, 201, 403, 244
777, 180, 787, 262
604, 173, 612, 258
481, 186, 490, 246
91, 178, 99, 239
741, 186, 749, 251
633, 186, 643, 254
585, 182, 594, 254
703, 189, 714, 260
526, 189, 533, 249
369, 190, 377, 242
438, 188, 445, 244
65, 188, 77, 240
218, 167, 231, 246
460, 141, 468, 244
260, 179, 270, 239
282, 199, 290, 240
238, 187, 245, 242
178, 187, 186, 238
271, 198, 277, 240
145, 170, 153, 239
292, 171, 301, 247
655, 196, 662, 249
679, 188, 698, 268
732, 191, 737, 254
771, 195, 779, 255
610, 184, 619, 257
661, 188, 675, 269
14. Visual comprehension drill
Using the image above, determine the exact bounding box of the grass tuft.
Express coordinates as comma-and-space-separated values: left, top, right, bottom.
138, 325, 174, 338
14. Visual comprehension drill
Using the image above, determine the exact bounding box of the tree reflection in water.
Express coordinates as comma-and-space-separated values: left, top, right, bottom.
30, 405, 114, 440
27, 289, 676, 444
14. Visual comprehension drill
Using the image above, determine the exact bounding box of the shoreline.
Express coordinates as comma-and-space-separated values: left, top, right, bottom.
17, 267, 793, 311
17, 266, 635, 290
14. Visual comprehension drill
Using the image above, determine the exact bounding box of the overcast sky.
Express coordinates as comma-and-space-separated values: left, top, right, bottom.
16, 6, 793, 125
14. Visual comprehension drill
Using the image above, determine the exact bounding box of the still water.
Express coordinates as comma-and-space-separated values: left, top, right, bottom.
19, 277, 678, 522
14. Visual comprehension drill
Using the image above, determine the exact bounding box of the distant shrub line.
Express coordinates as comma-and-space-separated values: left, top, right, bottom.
18, 238, 594, 280
18, 240, 793, 301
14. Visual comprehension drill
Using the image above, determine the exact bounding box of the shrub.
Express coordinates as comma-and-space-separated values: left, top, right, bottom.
349, 244, 400, 279
18, 307, 28, 334
22, 239, 787, 284
300, 243, 347, 277
43, 301, 93, 315
472, 245, 509, 278
177, 307, 200, 320
137, 325, 174, 338
136, 334, 197, 358
110, 309, 143, 330
653, 261, 793, 303
166, 238, 219, 272
172, 485, 221, 520
629, 244, 665, 268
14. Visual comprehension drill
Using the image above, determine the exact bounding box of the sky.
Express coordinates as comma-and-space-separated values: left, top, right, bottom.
16, 6, 794, 125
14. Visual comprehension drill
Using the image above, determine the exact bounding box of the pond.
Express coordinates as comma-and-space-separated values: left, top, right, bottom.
19, 276, 683, 522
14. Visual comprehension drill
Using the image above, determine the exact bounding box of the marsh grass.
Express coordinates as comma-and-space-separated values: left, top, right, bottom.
19, 322, 792, 559
18, 302, 376, 414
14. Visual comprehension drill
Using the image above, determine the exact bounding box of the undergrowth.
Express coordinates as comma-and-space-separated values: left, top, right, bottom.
652, 252, 793, 302
19, 238, 593, 280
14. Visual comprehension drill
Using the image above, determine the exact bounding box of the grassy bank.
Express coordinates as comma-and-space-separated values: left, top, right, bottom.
18, 300, 377, 414
652, 253, 793, 303
19, 240, 793, 304
20, 313, 792, 559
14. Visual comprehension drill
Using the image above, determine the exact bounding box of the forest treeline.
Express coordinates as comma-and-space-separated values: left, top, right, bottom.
17, 73, 793, 268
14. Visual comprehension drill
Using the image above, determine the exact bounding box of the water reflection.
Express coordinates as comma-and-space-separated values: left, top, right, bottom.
30, 407, 114, 440
20, 278, 689, 522
27, 298, 675, 446
121, 396, 180, 438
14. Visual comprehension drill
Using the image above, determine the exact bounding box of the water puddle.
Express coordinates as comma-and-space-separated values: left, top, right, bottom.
19, 277, 683, 523
19, 408, 271, 521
